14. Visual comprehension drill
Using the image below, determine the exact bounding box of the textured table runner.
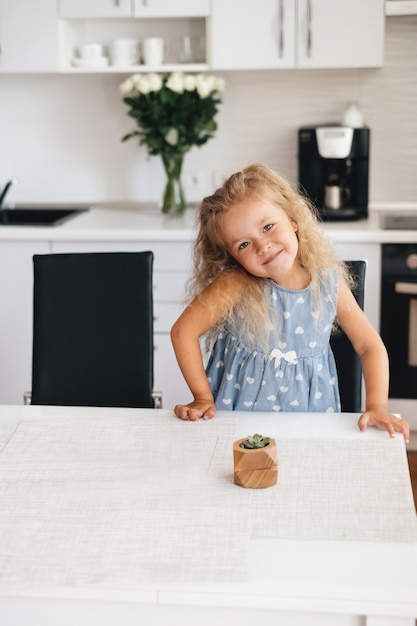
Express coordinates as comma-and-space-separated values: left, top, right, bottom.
0, 414, 416, 590
0, 415, 249, 587
248, 438, 417, 542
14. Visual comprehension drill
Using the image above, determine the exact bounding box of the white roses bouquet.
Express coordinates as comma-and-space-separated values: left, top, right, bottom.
120, 72, 225, 157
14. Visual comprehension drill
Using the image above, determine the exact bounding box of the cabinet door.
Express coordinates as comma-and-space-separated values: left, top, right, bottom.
209, 0, 296, 70
296, 0, 384, 69
58, 0, 133, 19
0, 241, 50, 404
0, 0, 60, 72
133, 0, 210, 18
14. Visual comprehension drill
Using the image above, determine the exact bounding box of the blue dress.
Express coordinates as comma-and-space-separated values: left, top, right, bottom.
205, 272, 341, 413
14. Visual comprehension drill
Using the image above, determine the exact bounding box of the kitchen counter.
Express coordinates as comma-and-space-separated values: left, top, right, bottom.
0, 203, 417, 242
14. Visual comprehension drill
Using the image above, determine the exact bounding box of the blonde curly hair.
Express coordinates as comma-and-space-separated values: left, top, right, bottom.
187, 164, 352, 347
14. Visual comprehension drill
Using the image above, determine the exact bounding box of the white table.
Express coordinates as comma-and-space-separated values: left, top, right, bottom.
0, 404, 416, 626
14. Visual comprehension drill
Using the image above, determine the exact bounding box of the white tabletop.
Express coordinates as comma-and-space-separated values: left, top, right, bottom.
0, 405, 416, 626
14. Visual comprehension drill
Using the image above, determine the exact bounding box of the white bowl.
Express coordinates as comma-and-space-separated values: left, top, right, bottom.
72, 57, 109, 68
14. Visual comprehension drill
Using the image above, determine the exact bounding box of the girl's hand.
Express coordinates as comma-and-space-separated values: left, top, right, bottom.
174, 399, 217, 421
358, 408, 410, 443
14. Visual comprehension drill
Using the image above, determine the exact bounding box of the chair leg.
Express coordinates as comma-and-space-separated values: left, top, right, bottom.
152, 392, 163, 409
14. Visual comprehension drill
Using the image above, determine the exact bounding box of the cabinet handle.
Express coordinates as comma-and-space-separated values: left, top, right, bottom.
306, 0, 312, 58
278, 0, 284, 58
395, 282, 417, 296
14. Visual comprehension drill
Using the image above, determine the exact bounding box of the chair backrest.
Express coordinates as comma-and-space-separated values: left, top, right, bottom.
31, 251, 155, 408
330, 260, 367, 413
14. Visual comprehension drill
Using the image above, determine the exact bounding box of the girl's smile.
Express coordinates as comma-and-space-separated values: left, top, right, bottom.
222, 197, 305, 287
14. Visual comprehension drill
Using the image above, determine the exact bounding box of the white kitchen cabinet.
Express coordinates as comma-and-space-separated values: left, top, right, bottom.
209, 0, 384, 70
133, 0, 210, 18
58, 0, 133, 19
58, 0, 209, 72
50, 240, 193, 410
0, 241, 50, 404
0, 0, 60, 72
59, 0, 210, 19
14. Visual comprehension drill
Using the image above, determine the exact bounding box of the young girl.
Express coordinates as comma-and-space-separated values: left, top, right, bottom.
171, 164, 409, 441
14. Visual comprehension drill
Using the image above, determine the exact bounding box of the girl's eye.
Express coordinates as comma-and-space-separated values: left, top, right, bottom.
238, 241, 249, 251
264, 223, 273, 232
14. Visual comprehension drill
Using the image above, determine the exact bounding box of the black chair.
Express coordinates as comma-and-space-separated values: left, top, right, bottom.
330, 260, 367, 413
27, 251, 161, 408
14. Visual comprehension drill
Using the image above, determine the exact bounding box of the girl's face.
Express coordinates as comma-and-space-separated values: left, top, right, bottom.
221, 197, 301, 285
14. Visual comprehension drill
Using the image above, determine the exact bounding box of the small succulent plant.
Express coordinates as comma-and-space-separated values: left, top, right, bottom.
240, 434, 271, 449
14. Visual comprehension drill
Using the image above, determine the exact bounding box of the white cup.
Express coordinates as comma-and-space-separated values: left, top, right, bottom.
109, 38, 139, 67
142, 37, 164, 66
79, 43, 104, 61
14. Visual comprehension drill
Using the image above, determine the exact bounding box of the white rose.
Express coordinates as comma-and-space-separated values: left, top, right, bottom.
137, 74, 153, 95
183, 74, 196, 91
148, 73, 163, 92
120, 77, 135, 96
132, 73, 144, 91
195, 74, 216, 98
166, 72, 185, 94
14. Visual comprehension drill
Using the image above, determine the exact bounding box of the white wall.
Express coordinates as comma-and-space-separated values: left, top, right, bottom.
0, 17, 416, 206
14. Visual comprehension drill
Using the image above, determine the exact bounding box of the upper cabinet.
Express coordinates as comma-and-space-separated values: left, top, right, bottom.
132, 1, 210, 18
0, 0, 60, 72
0, 0, 385, 74
58, 0, 133, 19
58, 0, 210, 19
57, 0, 210, 71
209, 0, 385, 70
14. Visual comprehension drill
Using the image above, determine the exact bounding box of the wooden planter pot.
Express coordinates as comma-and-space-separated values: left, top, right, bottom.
233, 437, 278, 489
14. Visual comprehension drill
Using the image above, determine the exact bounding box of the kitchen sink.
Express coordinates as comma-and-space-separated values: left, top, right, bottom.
0, 208, 88, 226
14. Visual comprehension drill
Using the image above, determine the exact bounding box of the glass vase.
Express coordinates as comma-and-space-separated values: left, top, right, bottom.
161, 153, 186, 216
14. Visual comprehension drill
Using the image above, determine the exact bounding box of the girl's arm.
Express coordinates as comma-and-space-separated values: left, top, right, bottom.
171, 271, 246, 421
336, 278, 410, 442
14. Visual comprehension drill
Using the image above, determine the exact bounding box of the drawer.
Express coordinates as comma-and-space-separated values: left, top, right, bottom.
154, 302, 184, 332
51, 241, 193, 272
153, 272, 188, 303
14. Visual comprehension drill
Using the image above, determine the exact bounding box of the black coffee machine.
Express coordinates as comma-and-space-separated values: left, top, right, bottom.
298, 125, 370, 221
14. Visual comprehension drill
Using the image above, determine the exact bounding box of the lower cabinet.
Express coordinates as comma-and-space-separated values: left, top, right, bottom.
0, 237, 381, 409
0, 240, 50, 404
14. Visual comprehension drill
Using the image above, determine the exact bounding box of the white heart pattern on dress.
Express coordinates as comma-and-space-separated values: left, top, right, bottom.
315, 392, 322, 399
297, 296, 304, 303
280, 386, 288, 393
216, 360, 224, 368
276, 371, 284, 378
295, 374, 303, 381
283, 311, 291, 319
290, 400, 299, 406
267, 395, 276, 401
246, 377, 255, 384
243, 401, 253, 407
295, 327, 304, 334
278, 341, 287, 349
226, 373, 233, 380
222, 399, 231, 405
309, 341, 317, 348
273, 405, 281, 411
311, 311, 320, 319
